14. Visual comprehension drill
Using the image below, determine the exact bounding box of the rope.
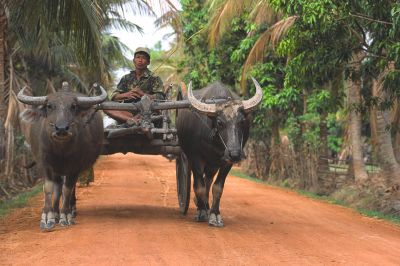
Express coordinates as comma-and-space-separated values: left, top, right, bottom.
192, 110, 227, 150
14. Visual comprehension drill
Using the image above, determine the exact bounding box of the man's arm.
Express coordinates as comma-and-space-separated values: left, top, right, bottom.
151, 76, 165, 100
111, 75, 143, 101
113, 89, 144, 101
110, 75, 128, 100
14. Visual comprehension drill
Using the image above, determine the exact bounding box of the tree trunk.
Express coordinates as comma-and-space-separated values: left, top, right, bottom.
347, 52, 368, 186
318, 111, 330, 172
0, 121, 4, 172
391, 102, 400, 162
372, 64, 400, 185
0, 3, 5, 109
0, 3, 7, 178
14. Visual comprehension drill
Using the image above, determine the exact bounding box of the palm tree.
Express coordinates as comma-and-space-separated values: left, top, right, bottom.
205, 0, 295, 93
0, 0, 157, 193
371, 63, 400, 187
347, 52, 369, 186
207, 0, 281, 47
154, 12, 185, 83
0, 3, 5, 117
239, 15, 297, 92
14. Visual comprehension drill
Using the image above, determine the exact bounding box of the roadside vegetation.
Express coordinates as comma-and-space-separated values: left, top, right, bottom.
231, 168, 400, 225
1, 0, 400, 218
177, 0, 400, 217
0, 184, 41, 217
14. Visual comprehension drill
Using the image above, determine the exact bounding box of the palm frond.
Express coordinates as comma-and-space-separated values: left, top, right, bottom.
101, 34, 133, 69
207, 0, 251, 47
103, 17, 144, 34
9, 0, 104, 68
240, 16, 298, 93
107, 0, 155, 17
143, 0, 178, 17
155, 9, 183, 46
154, 10, 179, 30
249, 0, 282, 26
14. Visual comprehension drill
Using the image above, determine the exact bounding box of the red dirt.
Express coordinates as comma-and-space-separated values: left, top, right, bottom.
1, 153, 400, 265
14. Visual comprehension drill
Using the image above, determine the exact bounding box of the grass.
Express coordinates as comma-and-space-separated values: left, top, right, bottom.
230, 169, 264, 183
329, 163, 381, 174
0, 184, 42, 217
230, 169, 400, 225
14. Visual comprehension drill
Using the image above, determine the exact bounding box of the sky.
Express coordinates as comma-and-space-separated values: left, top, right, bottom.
111, 16, 173, 56
110, 1, 180, 79
111, 1, 180, 57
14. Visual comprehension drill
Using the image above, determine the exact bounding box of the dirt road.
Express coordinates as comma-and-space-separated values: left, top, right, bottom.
1, 153, 400, 265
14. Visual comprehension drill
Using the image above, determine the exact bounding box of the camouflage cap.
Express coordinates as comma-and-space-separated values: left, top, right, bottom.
134, 47, 151, 58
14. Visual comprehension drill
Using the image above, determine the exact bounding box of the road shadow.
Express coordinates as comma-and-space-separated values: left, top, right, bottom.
78, 204, 189, 222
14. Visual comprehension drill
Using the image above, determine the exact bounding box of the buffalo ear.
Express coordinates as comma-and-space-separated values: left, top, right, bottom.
239, 107, 249, 119
20, 108, 41, 123
244, 112, 252, 121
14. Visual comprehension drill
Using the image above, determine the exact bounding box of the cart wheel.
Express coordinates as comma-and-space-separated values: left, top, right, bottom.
176, 151, 191, 214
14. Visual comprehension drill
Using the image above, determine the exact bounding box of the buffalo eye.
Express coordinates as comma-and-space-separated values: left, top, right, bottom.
216, 118, 224, 128
71, 103, 78, 112
46, 103, 54, 110
237, 111, 246, 125
237, 116, 246, 126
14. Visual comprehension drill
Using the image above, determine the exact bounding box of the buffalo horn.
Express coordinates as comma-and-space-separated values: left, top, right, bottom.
187, 81, 217, 115
242, 77, 263, 112
17, 86, 47, 106
76, 84, 108, 107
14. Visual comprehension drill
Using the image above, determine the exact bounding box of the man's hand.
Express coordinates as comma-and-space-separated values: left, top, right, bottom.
130, 87, 145, 98
120, 87, 145, 100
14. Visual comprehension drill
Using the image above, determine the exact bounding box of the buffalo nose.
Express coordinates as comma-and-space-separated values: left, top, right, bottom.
55, 124, 69, 136
229, 150, 241, 163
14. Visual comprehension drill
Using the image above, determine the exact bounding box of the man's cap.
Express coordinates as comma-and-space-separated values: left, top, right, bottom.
134, 47, 151, 58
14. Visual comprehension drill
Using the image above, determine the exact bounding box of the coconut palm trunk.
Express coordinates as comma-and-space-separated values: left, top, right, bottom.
391, 103, 400, 162
318, 111, 329, 172
347, 52, 368, 186
0, 4, 5, 113
372, 64, 400, 186
0, 3, 7, 177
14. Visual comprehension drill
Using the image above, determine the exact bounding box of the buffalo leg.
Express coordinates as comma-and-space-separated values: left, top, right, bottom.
209, 164, 232, 227
52, 176, 63, 223
40, 178, 56, 230
191, 159, 208, 222
204, 166, 218, 211
59, 175, 78, 226
70, 184, 77, 218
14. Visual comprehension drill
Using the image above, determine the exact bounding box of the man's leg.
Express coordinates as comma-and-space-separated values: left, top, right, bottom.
103, 110, 134, 123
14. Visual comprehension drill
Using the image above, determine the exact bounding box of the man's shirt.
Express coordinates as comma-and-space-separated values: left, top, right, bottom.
111, 69, 163, 100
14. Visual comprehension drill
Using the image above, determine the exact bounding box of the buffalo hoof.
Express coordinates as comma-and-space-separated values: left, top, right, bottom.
59, 213, 69, 227
208, 213, 224, 227
71, 207, 77, 218
194, 209, 208, 222
40, 221, 46, 230
40, 212, 56, 231
59, 213, 76, 226
46, 220, 56, 230
67, 213, 75, 225
40, 213, 47, 230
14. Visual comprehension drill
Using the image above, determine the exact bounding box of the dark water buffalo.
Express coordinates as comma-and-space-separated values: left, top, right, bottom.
176, 78, 262, 227
18, 82, 106, 230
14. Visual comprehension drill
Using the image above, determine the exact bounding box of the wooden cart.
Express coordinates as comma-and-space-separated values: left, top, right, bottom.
97, 86, 191, 214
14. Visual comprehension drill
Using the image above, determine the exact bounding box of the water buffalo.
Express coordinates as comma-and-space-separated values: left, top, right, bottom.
17, 82, 106, 230
176, 78, 262, 227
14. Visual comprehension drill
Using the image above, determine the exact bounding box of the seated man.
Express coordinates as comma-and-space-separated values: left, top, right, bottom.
106, 47, 164, 125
